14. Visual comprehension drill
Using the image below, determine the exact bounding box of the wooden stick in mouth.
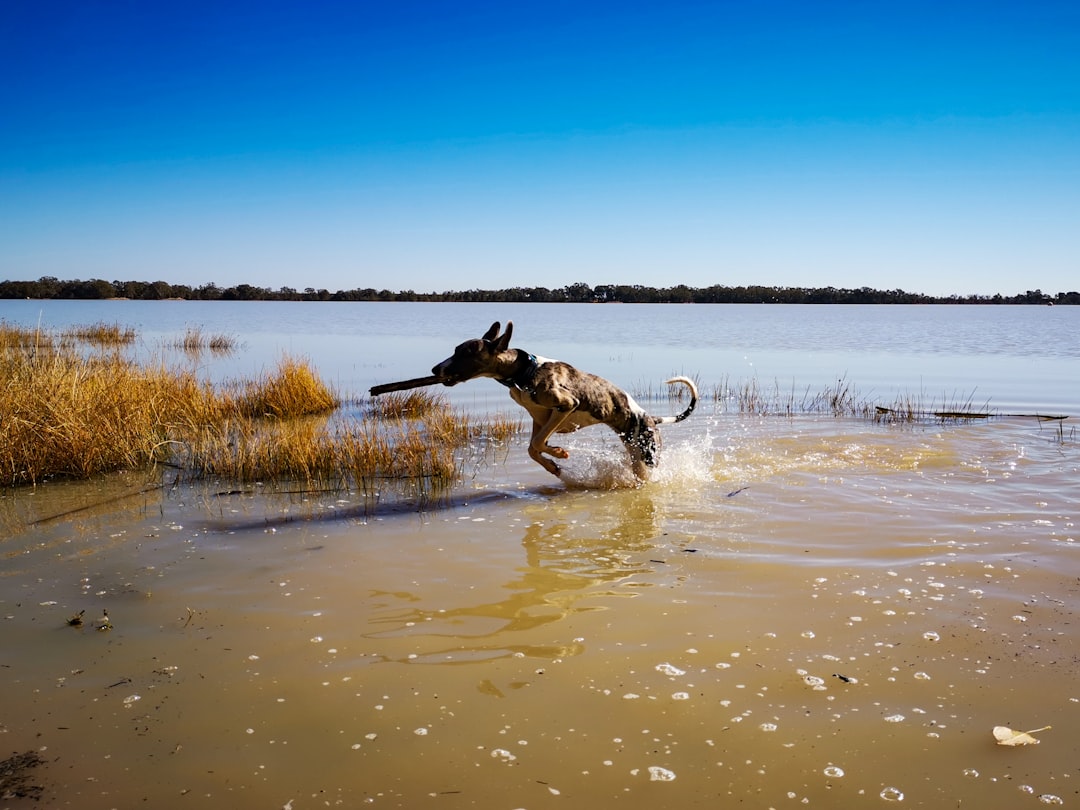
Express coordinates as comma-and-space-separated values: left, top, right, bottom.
369, 375, 445, 397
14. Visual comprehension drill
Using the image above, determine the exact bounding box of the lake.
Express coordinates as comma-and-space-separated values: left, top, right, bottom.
2, 299, 1078, 412
1, 300, 1077, 808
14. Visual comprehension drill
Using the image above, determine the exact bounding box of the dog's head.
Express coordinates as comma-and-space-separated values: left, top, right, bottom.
431, 321, 514, 386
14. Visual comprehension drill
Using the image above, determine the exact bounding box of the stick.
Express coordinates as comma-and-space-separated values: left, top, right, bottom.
369, 375, 444, 397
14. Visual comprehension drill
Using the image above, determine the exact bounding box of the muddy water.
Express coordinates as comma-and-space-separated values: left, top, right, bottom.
2, 409, 1077, 809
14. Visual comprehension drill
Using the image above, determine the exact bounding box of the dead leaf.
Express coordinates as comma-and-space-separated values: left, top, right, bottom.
993, 725, 1051, 746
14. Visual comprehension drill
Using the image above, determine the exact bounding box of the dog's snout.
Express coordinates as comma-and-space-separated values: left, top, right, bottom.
431, 358, 460, 385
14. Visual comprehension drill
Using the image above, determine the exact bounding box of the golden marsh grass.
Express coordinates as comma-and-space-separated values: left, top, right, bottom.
234, 355, 339, 418
373, 388, 448, 419
0, 326, 522, 492
62, 321, 137, 346
169, 326, 239, 355
0, 321, 55, 351
1, 349, 175, 484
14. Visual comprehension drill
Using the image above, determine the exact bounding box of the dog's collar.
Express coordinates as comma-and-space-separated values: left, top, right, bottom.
496, 351, 538, 392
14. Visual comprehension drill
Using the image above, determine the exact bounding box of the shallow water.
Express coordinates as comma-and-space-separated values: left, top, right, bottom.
2, 406, 1077, 808
1, 302, 1078, 807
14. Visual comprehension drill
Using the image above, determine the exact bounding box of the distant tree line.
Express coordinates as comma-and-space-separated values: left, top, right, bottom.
1, 276, 1076, 305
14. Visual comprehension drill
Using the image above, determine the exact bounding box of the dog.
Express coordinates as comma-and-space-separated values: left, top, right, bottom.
431, 321, 698, 480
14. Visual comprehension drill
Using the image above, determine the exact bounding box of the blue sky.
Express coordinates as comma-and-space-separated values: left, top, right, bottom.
2, 0, 1078, 297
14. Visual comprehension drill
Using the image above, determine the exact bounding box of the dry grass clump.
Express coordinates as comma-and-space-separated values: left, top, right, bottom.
370, 389, 522, 449
373, 389, 447, 419
235, 356, 339, 418
482, 412, 523, 443
184, 405, 473, 491
208, 333, 237, 353
1, 349, 178, 485
0, 344, 337, 486
0, 321, 53, 351
63, 321, 136, 346
182, 419, 342, 483
359, 390, 521, 485
339, 421, 460, 486
171, 326, 238, 355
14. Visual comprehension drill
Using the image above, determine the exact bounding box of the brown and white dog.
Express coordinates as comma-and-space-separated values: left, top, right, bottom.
431, 321, 697, 480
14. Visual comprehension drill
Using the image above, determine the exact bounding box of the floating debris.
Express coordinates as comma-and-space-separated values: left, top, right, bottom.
94, 609, 112, 631
993, 725, 1051, 746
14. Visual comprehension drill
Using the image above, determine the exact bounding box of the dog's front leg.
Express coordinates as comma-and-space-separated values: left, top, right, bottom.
528, 410, 575, 476
622, 443, 650, 481
619, 426, 657, 481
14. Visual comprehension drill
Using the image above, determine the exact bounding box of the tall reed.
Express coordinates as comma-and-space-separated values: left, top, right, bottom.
708, 376, 991, 421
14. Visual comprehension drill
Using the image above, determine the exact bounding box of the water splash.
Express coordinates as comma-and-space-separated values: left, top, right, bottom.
650, 440, 716, 488
558, 445, 640, 489
556, 431, 716, 491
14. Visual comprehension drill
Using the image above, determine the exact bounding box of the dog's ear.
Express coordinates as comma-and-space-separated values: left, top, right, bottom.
495, 321, 513, 351
482, 322, 501, 342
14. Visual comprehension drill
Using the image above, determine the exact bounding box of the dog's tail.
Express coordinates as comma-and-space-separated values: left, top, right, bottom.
654, 376, 698, 424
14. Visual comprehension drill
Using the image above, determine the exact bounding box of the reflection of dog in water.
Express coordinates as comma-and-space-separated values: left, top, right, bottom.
375, 499, 662, 663
431, 321, 698, 480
